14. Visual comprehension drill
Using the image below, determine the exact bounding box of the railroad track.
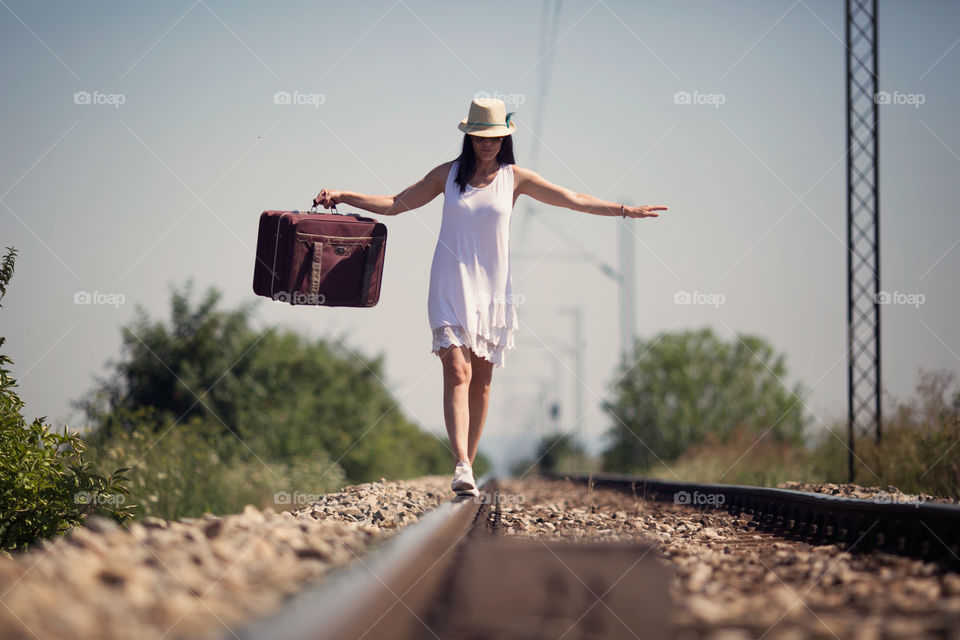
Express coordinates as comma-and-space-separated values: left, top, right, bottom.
545, 471, 960, 565
239, 473, 960, 639
241, 477, 671, 640
5, 473, 956, 638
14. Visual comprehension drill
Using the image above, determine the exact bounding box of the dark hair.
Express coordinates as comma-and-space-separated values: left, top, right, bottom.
454, 134, 516, 194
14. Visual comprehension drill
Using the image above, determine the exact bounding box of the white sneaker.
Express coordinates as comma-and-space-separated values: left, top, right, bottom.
451, 461, 479, 497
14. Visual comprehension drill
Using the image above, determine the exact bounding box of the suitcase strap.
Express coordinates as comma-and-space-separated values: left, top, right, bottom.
302, 235, 383, 305
358, 236, 384, 306
309, 241, 324, 298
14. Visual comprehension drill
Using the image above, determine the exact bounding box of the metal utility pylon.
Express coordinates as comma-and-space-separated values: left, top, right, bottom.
845, 0, 881, 483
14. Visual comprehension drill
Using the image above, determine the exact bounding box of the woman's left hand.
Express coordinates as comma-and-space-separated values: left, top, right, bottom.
625, 205, 668, 218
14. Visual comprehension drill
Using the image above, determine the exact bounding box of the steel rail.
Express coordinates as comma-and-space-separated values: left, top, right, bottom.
239, 477, 495, 640
545, 471, 960, 563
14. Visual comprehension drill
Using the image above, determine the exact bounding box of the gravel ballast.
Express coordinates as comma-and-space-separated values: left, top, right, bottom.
495, 477, 960, 640
0, 475, 452, 640
776, 481, 958, 506
4, 474, 958, 640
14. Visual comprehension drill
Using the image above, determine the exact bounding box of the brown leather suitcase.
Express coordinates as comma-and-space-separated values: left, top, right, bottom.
252, 207, 387, 307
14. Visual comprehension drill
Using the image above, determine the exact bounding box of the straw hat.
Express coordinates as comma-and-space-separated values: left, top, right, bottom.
457, 97, 516, 137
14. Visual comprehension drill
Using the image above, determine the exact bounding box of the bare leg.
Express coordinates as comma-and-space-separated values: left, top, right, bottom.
440, 345, 472, 463
466, 351, 494, 465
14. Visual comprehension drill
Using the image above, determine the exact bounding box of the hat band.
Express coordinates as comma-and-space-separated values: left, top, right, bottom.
464, 112, 515, 128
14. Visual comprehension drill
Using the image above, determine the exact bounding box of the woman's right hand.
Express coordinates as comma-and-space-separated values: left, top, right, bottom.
313, 189, 343, 209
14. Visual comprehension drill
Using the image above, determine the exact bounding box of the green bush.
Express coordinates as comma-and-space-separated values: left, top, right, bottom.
642, 369, 960, 500
78, 281, 461, 519
809, 369, 960, 498
644, 425, 820, 487
88, 409, 345, 519
0, 248, 131, 553
603, 328, 808, 472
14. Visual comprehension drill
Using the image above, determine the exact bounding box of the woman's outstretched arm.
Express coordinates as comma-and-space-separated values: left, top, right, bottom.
314, 162, 451, 216
513, 165, 666, 218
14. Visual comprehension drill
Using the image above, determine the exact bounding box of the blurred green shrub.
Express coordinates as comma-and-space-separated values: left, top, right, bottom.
79, 281, 456, 519
642, 366, 959, 500
603, 328, 808, 472
0, 248, 131, 553
810, 369, 960, 498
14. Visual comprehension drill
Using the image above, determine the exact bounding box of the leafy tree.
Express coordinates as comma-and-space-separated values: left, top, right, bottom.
79, 282, 264, 439
602, 328, 808, 472
80, 282, 455, 488
0, 248, 131, 552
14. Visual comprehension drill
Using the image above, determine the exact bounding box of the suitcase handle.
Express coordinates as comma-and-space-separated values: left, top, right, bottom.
303, 205, 377, 223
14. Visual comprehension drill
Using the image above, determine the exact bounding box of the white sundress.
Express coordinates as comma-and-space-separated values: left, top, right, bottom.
428, 160, 519, 367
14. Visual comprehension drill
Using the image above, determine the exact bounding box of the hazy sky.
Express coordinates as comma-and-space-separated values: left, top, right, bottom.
2, 0, 958, 475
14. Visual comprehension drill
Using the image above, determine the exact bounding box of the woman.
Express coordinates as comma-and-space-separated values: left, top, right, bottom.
314, 97, 666, 497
